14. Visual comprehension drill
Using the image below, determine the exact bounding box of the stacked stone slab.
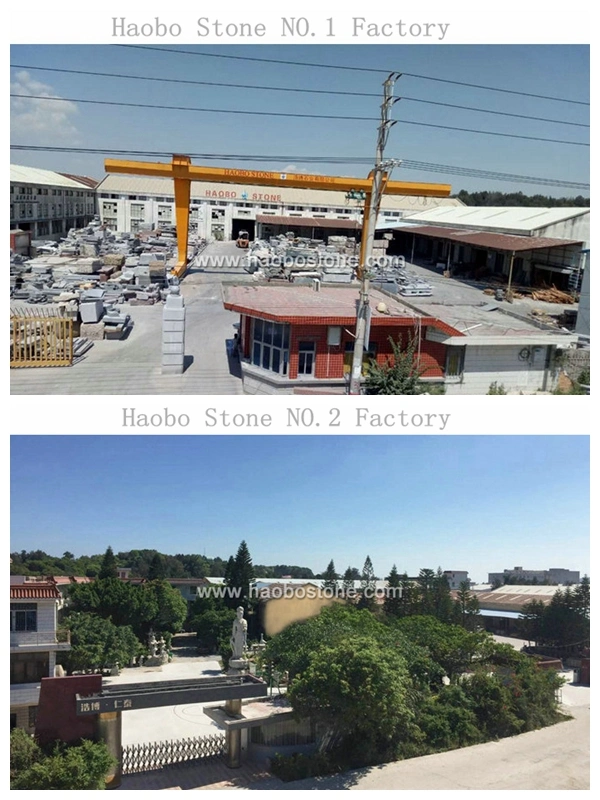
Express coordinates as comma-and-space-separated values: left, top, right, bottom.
162, 291, 185, 374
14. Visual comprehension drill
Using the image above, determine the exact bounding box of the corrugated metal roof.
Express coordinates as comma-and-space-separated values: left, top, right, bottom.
390, 225, 582, 252
10, 583, 61, 599
401, 205, 589, 234
59, 172, 99, 189
96, 174, 462, 211
256, 214, 360, 229
10, 164, 98, 190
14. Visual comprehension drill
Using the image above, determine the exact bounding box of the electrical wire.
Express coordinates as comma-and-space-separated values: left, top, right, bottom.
10, 64, 589, 128
10, 146, 590, 190
114, 44, 590, 105
10, 94, 590, 147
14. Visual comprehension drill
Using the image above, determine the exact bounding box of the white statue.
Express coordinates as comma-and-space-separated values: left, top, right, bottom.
230, 607, 248, 660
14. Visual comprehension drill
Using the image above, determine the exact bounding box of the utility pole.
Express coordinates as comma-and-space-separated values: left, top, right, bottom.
348, 73, 400, 395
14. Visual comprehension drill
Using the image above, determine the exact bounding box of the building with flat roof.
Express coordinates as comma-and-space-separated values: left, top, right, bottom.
95, 174, 462, 241
223, 282, 578, 395
10, 164, 98, 241
488, 566, 581, 586
223, 284, 458, 394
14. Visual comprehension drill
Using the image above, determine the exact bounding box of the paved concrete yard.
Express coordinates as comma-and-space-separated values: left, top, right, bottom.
10, 243, 250, 395
104, 656, 225, 746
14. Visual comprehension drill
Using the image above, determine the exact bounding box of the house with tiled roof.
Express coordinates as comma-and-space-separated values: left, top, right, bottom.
10, 576, 71, 733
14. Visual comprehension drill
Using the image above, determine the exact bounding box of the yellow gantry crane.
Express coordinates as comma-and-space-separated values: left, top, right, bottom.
104, 155, 451, 278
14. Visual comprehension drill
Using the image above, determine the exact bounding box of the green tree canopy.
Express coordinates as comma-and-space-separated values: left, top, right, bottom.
364, 334, 428, 395
58, 612, 142, 673
98, 546, 119, 580
322, 560, 338, 590
10, 737, 115, 790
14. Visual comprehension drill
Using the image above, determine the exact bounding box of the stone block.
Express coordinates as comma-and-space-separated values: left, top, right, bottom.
163, 321, 185, 333
162, 342, 184, 355
162, 354, 184, 366
165, 293, 184, 309
163, 308, 186, 322
80, 322, 105, 341
162, 331, 185, 344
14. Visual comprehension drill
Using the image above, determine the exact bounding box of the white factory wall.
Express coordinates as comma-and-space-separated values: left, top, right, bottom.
445, 344, 558, 394
535, 213, 590, 248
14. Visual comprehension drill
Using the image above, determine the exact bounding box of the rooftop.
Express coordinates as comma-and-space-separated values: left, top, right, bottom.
399, 205, 589, 234
11, 164, 98, 190
10, 582, 61, 600
224, 284, 458, 335
391, 225, 582, 253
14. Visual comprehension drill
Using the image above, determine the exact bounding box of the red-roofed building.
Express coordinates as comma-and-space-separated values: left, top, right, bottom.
224, 284, 460, 394
10, 577, 71, 733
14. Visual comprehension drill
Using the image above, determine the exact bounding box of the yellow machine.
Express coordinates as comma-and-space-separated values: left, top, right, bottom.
104, 155, 451, 278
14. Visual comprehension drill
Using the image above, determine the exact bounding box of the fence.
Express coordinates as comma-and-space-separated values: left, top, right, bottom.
121, 733, 227, 774
10, 308, 73, 368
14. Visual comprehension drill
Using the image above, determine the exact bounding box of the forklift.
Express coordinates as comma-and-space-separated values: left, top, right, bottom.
236, 230, 250, 249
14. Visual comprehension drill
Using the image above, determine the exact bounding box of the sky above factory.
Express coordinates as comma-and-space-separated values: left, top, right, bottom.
10, 436, 590, 583
10, 44, 589, 197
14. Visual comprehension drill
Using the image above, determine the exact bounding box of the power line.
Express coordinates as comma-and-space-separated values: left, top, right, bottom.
10, 63, 381, 99
401, 72, 590, 106
115, 44, 590, 106
11, 64, 589, 129
10, 146, 590, 190
10, 95, 590, 147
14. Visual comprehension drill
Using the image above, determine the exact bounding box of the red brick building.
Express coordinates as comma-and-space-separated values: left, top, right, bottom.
223, 285, 463, 394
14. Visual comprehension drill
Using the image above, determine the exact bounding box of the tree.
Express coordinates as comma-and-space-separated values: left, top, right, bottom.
225, 541, 255, 610
10, 738, 115, 790
358, 555, 376, 610
342, 567, 356, 598
322, 560, 338, 591
394, 615, 490, 681
10, 728, 42, 781
364, 334, 428, 395
453, 580, 481, 631
59, 613, 142, 673
62, 551, 75, 561
142, 580, 187, 636
195, 608, 236, 653
98, 546, 118, 580
147, 552, 168, 581
384, 565, 402, 618
432, 568, 454, 623
417, 568, 436, 616
288, 636, 414, 764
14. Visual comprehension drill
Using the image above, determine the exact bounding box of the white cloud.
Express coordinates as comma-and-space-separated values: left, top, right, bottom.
10, 70, 81, 144
282, 163, 321, 175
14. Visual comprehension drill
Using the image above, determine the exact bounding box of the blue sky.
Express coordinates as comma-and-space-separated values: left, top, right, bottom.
10, 44, 589, 196
10, 436, 589, 582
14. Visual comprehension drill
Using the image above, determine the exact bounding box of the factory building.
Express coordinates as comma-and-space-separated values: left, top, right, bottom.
95, 174, 462, 241
488, 566, 581, 586
380, 206, 589, 292
10, 165, 98, 241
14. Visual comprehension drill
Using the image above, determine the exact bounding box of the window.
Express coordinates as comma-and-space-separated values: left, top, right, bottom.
10, 603, 37, 632
10, 653, 49, 685
251, 318, 290, 376
343, 342, 377, 375
298, 341, 316, 376
28, 706, 38, 729
445, 347, 465, 379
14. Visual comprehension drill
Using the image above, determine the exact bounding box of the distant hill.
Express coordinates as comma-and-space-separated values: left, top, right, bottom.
10, 548, 315, 580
